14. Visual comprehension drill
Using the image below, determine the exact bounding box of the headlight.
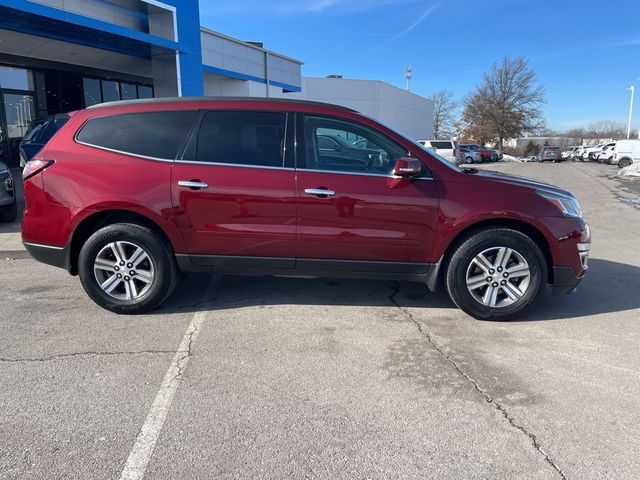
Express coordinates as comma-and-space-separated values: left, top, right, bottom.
537, 189, 583, 218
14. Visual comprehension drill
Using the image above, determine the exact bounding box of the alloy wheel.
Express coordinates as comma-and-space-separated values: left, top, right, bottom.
465, 246, 531, 308
93, 241, 155, 301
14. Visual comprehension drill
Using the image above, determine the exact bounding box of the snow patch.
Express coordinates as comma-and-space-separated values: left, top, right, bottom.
618, 163, 640, 177
502, 154, 521, 162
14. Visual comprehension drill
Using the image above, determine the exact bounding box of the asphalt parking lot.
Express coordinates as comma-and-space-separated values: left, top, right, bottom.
1, 161, 639, 479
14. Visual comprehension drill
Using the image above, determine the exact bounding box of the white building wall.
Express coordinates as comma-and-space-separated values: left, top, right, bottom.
200, 28, 302, 92
275, 77, 434, 140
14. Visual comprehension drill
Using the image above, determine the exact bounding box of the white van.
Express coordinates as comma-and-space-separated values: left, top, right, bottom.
613, 140, 640, 168
418, 139, 462, 164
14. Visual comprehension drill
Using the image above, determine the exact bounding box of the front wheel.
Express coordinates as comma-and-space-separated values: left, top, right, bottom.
445, 228, 547, 320
78, 223, 178, 314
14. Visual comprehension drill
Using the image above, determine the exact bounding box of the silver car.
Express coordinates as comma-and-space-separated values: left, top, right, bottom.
460, 148, 483, 164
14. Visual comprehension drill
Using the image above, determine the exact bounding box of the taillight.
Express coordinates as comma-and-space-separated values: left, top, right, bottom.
22, 159, 55, 181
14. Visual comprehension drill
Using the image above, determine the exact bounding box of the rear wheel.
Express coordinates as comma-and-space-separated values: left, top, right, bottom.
619, 158, 632, 168
78, 223, 178, 314
445, 228, 547, 320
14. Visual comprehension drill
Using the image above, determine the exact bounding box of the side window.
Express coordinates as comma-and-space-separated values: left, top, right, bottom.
302, 115, 408, 175
76, 111, 197, 159
196, 111, 287, 167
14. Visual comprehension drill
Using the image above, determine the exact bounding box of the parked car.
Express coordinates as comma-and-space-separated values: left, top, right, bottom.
571, 146, 586, 161
460, 147, 483, 164
613, 139, 640, 168
562, 146, 577, 160
417, 140, 462, 165
22, 97, 590, 320
0, 162, 17, 223
484, 146, 503, 161
459, 144, 492, 162
19, 114, 71, 168
597, 144, 616, 164
539, 146, 563, 162
523, 155, 539, 162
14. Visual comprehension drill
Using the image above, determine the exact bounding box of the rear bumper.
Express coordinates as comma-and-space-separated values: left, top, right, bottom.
23, 241, 70, 272
551, 265, 584, 295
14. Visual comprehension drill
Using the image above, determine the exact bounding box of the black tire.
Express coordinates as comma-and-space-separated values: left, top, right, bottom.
78, 223, 178, 314
465, 156, 473, 163
618, 158, 632, 168
445, 228, 547, 320
0, 201, 17, 223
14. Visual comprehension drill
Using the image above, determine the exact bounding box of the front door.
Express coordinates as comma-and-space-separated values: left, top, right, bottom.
171, 110, 296, 268
295, 114, 439, 268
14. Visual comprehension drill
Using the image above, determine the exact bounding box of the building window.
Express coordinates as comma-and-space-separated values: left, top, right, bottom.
138, 85, 153, 99
0, 66, 34, 91
101, 80, 120, 103
82, 78, 101, 108
120, 83, 138, 100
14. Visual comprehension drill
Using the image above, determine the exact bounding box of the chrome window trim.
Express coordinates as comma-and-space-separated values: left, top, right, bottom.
74, 140, 175, 163
173, 160, 292, 171
299, 168, 433, 180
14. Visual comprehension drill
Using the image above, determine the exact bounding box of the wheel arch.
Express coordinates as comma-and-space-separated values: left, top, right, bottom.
68, 209, 175, 275
432, 218, 554, 290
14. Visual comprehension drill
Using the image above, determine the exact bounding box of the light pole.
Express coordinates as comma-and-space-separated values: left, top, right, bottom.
626, 85, 635, 139
637, 78, 640, 139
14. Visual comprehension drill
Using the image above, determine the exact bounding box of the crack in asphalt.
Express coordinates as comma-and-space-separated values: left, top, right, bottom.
388, 283, 568, 480
0, 350, 179, 363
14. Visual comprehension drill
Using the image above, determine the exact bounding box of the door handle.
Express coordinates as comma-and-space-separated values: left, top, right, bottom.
178, 180, 208, 190
304, 188, 336, 198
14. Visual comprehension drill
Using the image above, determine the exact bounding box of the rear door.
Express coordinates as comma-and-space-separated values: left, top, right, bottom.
294, 113, 439, 269
171, 110, 296, 267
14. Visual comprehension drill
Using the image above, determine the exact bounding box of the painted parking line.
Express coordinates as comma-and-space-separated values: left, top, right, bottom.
119, 276, 217, 480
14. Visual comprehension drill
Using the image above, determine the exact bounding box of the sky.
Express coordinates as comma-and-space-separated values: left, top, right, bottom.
200, 0, 640, 132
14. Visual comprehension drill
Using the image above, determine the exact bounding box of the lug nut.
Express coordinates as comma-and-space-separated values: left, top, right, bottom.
124, 276, 130, 281
486, 277, 492, 282
492, 282, 499, 287
114, 266, 119, 271
501, 280, 507, 286
120, 261, 125, 266
497, 267, 503, 272
130, 271, 135, 276
489, 269, 495, 274
503, 272, 509, 278
127, 263, 133, 268
116, 273, 122, 278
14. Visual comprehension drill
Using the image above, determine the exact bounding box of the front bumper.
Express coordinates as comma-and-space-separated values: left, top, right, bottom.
551, 266, 584, 295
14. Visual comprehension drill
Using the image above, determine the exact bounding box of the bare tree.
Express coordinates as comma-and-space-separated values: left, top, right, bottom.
462, 57, 545, 149
429, 89, 458, 139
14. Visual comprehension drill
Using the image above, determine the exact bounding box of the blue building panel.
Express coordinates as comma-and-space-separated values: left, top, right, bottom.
0, 0, 204, 95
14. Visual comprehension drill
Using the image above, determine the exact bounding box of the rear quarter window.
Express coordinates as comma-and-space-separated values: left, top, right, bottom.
431, 141, 452, 149
76, 111, 197, 159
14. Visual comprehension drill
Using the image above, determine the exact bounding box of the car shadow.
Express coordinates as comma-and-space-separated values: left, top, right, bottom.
157, 258, 640, 322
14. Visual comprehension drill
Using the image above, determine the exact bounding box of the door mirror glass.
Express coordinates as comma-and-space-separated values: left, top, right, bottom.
392, 157, 422, 177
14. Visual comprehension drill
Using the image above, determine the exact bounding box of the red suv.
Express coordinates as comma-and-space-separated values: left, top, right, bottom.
21, 98, 590, 320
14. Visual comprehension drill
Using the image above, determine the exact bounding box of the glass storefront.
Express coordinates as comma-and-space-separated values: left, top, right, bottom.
1, 67, 36, 167
1, 64, 153, 167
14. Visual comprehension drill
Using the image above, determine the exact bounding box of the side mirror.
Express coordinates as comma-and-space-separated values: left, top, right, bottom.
392, 157, 422, 178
